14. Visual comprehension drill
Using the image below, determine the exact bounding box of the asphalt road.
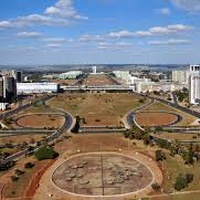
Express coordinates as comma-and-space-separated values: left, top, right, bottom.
0, 95, 73, 164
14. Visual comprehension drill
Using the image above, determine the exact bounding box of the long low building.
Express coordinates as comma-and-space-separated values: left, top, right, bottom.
17, 82, 59, 94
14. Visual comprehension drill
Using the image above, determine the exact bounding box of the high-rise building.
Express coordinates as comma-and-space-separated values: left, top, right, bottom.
3, 76, 17, 102
189, 65, 200, 105
0, 70, 17, 103
172, 70, 187, 83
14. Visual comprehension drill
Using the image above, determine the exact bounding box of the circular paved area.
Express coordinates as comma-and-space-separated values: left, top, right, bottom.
52, 152, 153, 197
135, 112, 180, 126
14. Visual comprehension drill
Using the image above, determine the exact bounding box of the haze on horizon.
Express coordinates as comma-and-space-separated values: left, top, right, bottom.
0, 0, 200, 65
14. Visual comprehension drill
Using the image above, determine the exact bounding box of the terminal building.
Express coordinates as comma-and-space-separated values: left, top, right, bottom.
17, 82, 59, 94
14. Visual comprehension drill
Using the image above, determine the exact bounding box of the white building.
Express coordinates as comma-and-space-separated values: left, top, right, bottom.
189, 65, 200, 105
136, 81, 186, 93
92, 66, 97, 74
112, 71, 132, 84
55, 71, 83, 79
172, 70, 187, 83
17, 83, 59, 94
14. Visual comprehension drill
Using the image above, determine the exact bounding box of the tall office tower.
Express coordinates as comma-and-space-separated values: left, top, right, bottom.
3, 76, 17, 102
92, 66, 97, 74
189, 65, 200, 105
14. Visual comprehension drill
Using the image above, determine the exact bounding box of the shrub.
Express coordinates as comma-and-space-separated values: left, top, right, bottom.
34, 146, 59, 161
11, 175, 19, 182
24, 162, 35, 169
15, 169, 25, 176
185, 173, 194, 184
155, 150, 166, 161
151, 183, 161, 191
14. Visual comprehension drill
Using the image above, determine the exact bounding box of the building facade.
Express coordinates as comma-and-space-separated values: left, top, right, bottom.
172, 70, 187, 83
189, 65, 200, 105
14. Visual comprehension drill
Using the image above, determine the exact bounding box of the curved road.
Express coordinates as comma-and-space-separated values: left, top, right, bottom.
0, 95, 74, 164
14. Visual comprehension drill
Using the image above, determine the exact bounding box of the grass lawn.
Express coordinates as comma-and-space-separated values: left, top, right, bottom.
0, 134, 47, 144
157, 132, 200, 141
82, 74, 116, 86
3, 159, 48, 198
148, 193, 200, 200
142, 102, 197, 126
48, 93, 147, 126
162, 153, 200, 193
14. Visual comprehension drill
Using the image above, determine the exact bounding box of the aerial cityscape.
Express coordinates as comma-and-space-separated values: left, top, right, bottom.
0, 0, 200, 200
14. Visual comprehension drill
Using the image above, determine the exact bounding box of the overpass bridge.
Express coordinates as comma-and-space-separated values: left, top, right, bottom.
61, 85, 135, 92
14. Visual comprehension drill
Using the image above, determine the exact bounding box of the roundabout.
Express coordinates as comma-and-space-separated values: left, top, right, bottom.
51, 152, 157, 198
134, 112, 182, 127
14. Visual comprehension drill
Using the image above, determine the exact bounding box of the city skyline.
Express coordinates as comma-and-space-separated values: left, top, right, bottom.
0, 0, 200, 65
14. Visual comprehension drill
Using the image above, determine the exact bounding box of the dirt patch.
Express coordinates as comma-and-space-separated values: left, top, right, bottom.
135, 112, 178, 126
82, 74, 117, 86
16, 114, 65, 129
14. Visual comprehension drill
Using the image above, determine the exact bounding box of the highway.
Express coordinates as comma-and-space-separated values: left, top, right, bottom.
126, 93, 200, 131
0, 95, 53, 121
126, 98, 155, 128
0, 95, 74, 164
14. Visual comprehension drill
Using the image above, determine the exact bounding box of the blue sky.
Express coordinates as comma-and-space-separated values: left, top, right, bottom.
0, 0, 200, 65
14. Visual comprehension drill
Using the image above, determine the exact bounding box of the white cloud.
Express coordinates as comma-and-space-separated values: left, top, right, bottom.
148, 39, 191, 45
46, 43, 63, 48
78, 34, 104, 42
98, 41, 133, 50
159, 8, 171, 15
0, 21, 11, 29
0, 0, 88, 29
171, 0, 200, 11
43, 37, 67, 42
108, 24, 193, 38
45, 0, 88, 20
109, 30, 135, 38
17, 31, 42, 38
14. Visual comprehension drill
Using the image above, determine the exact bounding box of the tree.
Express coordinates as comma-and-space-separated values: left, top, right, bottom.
34, 146, 59, 161
174, 173, 194, 191
156, 139, 171, 149
174, 174, 187, 191
155, 150, 166, 161
155, 126, 163, 133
